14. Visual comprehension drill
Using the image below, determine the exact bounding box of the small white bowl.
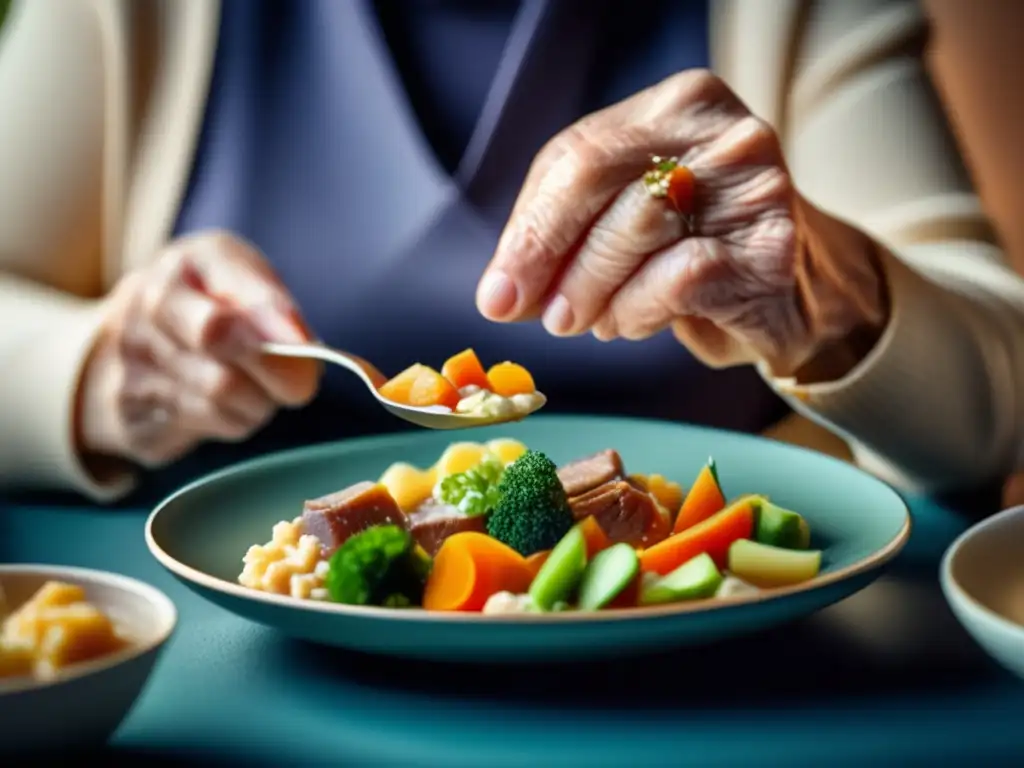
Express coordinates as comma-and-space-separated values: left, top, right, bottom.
0, 564, 177, 755
941, 505, 1024, 680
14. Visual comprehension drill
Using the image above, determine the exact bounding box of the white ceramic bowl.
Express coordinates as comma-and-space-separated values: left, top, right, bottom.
0, 564, 177, 755
940, 505, 1024, 680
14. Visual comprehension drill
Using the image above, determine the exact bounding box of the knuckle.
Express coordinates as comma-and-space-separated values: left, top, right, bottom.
201, 363, 243, 402
665, 69, 730, 109
195, 306, 237, 351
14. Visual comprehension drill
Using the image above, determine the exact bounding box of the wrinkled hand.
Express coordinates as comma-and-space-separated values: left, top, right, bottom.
78, 232, 321, 468
477, 70, 887, 376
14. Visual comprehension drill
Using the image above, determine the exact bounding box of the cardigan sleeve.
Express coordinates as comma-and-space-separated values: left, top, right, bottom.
763, 0, 1024, 492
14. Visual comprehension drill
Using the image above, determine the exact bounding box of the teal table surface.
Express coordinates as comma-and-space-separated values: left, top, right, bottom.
2, 493, 1021, 767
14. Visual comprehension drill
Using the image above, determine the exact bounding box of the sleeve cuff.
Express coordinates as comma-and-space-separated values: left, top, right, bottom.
761, 245, 1011, 491
0, 299, 136, 501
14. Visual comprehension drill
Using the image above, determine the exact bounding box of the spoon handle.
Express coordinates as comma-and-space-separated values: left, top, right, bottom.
260, 342, 388, 389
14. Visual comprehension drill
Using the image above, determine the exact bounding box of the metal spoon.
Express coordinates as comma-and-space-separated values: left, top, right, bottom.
260, 342, 546, 430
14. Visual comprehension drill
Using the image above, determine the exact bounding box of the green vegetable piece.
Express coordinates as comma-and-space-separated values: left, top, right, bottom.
487, 450, 574, 555
577, 543, 640, 611
326, 525, 433, 606
528, 524, 587, 611
640, 552, 723, 606
727, 538, 821, 587
437, 456, 505, 516
752, 498, 811, 549
707, 456, 720, 487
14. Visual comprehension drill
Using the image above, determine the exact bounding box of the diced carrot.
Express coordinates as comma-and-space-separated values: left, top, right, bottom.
378, 363, 430, 404
409, 367, 461, 410
673, 459, 726, 534
525, 550, 551, 578
577, 516, 612, 558
423, 532, 534, 612
441, 348, 491, 391
486, 361, 536, 397
640, 497, 755, 575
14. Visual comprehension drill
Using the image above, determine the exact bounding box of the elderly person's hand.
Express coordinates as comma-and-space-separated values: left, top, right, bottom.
77, 232, 321, 468
477, 70, 889, 379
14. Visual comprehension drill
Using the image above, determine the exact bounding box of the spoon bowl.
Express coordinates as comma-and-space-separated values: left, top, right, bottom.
261, 342, 546, 429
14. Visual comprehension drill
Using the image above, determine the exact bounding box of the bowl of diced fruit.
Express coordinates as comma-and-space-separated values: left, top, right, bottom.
146, 415, 910, 662
0, 565, 177, 755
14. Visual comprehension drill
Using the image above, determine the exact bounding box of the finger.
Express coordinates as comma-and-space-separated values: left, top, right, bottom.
1003, 471, 1024, 508
170, 233, 311, 343
540, 181, 685, 336
479, 70, 745, 323
145, 259, 320, 406
173, 351, 276, 428
116, 364, 196, 467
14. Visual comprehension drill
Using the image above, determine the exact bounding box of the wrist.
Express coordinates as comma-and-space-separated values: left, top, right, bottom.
770, 198, 890, 382
75, 329, 126, 462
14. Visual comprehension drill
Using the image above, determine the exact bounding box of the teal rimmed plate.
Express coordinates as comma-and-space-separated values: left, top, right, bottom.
145, 416, 910, 662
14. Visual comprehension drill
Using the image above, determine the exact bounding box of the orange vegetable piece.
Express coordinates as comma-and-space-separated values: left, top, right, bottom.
423, 532, 534, 612
525, 550, 551, 578
673, 460, 726, 534
640, 497, 755, 575
486, 361, 536, 397
577, 516, 612, 558
441, 348, 491, 391
379, 363, 460, 409
645, 474, 685, 519
378, 363, 427, 404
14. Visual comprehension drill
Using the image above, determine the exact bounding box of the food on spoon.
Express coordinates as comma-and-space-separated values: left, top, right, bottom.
0, 581, 128, 681
673, 458, 726, 534
486, 450, 575, 556
237, 440, 825, 615
727, 539, 822, 587
639, 496, 756, 575
577, 543, 640, 611
528, 524, 588, 611
751, 498, 811, 550
423, 532, 533, 612
325, 525, 432, 607
640, 552, 723, 606
378, 349, 545, 419
441, 348, 491, 391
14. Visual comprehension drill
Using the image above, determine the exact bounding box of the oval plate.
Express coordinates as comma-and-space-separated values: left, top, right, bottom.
146, 416, 910, 662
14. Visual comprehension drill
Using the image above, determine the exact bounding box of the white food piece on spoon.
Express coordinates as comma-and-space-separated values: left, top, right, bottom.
455, 389, 545, 419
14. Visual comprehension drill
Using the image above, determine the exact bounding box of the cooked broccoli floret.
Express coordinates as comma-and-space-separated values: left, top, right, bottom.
325, 525, 432, 607
486, 450, 574, 555
437, 456, 505, 516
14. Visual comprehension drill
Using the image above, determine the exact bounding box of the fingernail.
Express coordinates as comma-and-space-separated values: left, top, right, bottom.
542, 295, 575, 336
250, 305, 307, 343
477, 270, 518, 320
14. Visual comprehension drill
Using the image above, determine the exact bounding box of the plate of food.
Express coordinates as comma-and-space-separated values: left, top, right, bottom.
146, 416, 910, 662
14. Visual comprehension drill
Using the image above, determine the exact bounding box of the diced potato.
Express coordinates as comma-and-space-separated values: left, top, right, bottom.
33, 604, 125, 676
28, 582, 86, 610
379, 462, 436, 512
434, 442, 489, 478
0, 645, 33, 678
486, 438, 528, 466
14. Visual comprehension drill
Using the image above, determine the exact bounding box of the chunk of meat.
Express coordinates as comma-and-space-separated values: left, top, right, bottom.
301, 481, 406, 556
557, 449, 625, 497
569, 480, 669, 547
407, 501, 486, 556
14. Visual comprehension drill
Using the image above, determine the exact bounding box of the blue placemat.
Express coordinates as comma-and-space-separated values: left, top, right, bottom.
1, 494, 1020, 767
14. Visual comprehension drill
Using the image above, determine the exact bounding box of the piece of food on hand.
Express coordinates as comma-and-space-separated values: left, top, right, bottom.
377, 348, 545, 420
325, 525, 432, 607
0, 581, 128, 680
423, 532, 534, 612
487, 450, 575, 556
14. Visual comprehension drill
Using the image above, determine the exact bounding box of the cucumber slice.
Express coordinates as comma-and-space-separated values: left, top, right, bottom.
640, 552, 723, 605
753, 499, 811, 549
528, 525, 587, 611
728, 538, 821, 587
577, 543, 639, 611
